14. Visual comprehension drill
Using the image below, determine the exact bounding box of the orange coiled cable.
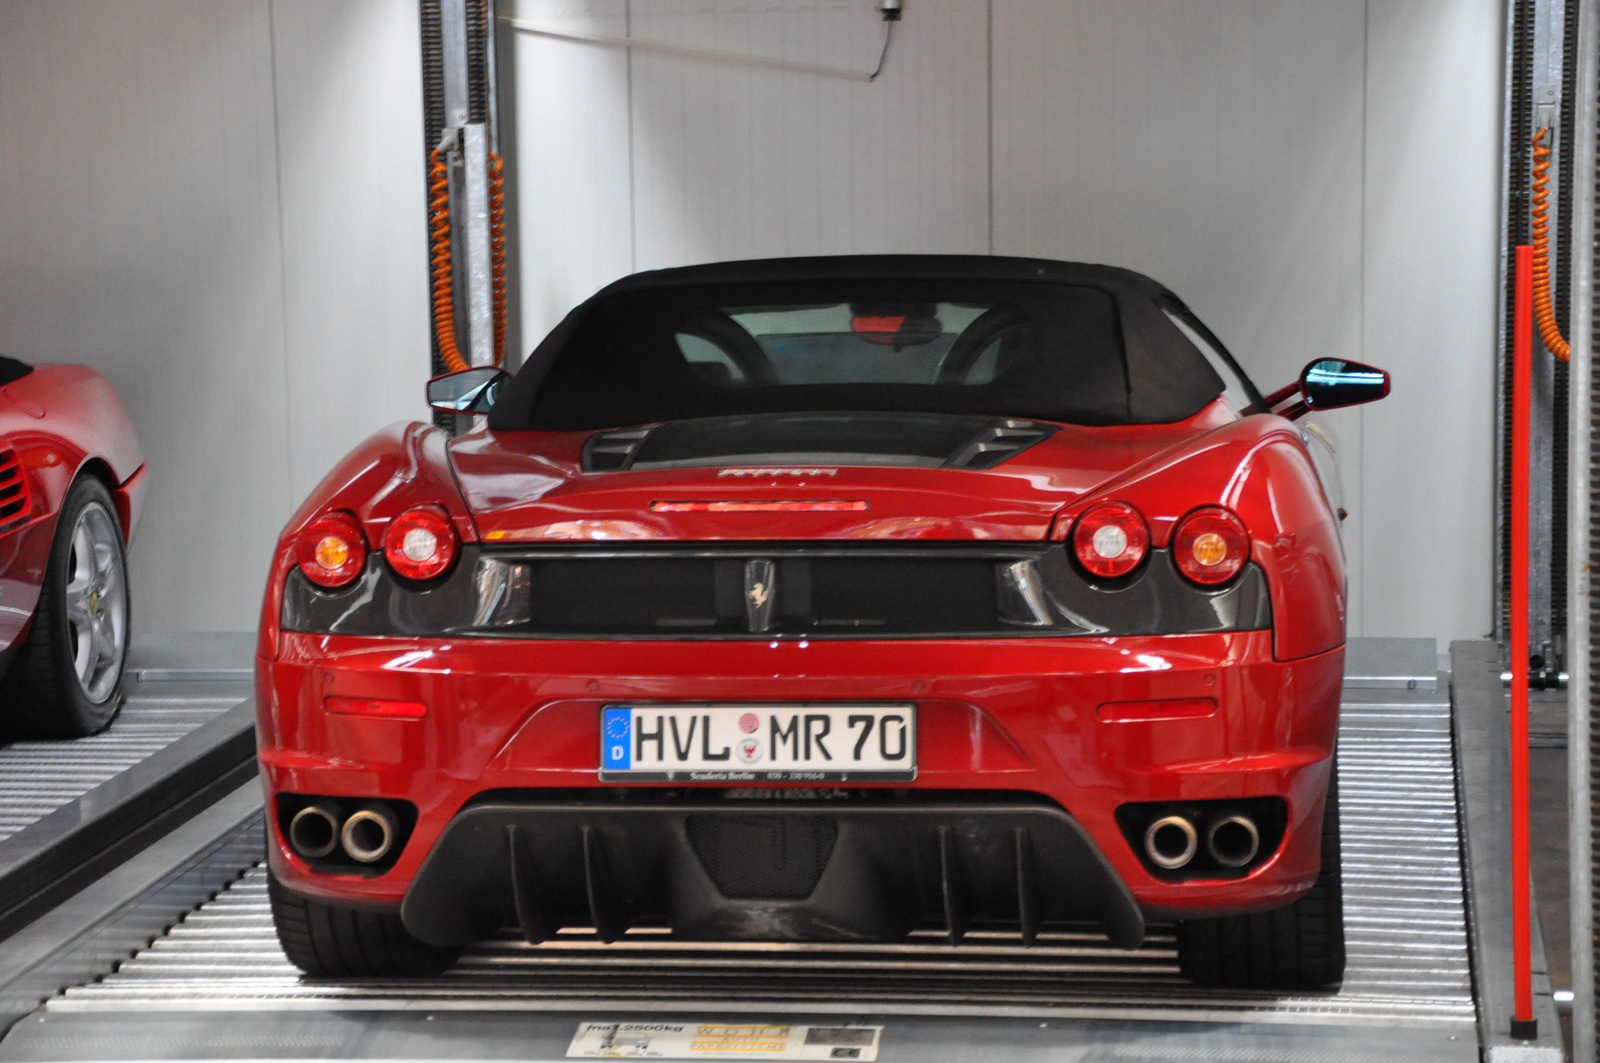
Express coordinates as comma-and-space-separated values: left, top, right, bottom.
427, 147, 508, 370
1531, 127, 1571, 362
427, 147, 470, 373
488, 152, 507, 365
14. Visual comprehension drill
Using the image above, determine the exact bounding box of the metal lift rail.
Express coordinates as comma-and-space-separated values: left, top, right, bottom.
0, 639, 1567, 1062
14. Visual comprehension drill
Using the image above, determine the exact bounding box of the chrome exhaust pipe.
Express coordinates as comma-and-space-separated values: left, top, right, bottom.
287, 802, 341, 859
1143, 814, 1198, 870
341, 804, 398, 864
1205, 813, 1261, 869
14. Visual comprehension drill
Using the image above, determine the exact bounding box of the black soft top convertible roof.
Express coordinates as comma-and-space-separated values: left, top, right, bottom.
489, 255, 1231, 431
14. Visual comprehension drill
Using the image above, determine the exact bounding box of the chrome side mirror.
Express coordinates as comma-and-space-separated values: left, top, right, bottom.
427, 367, 509, 415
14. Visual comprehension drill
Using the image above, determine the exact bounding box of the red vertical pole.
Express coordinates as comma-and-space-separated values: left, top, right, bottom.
1510, 244, 1536, 1038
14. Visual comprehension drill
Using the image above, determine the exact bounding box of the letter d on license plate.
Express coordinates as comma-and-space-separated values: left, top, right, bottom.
599, 704, 916, 783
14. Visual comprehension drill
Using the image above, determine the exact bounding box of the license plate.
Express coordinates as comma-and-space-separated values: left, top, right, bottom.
599, 704, 916, 783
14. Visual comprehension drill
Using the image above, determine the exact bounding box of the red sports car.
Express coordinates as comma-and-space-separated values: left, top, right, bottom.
257, 257, 1387, 988
1, 356, 146, 737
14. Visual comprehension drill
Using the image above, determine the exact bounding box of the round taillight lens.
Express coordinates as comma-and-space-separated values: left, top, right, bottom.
383, 505, 459, 581
1072, 501, 1150, 579
1172, 506, 1250, 585
298, 512, 367, 589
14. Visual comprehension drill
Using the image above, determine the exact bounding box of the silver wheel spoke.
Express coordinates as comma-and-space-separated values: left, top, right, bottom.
72, 620, 94, 683
60, 500, 127, 704
65, 578, 94, 626
92, 615, 119, 668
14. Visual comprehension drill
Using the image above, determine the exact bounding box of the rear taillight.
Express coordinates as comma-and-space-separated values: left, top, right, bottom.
1172, 506, 1250, 585
1071, 501, 1150, 579
383, 505, 459, 581
298, 512, 367, 589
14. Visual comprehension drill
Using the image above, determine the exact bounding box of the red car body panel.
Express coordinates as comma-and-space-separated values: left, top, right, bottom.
257, 395, 1347, 927
0, 364, 145, 656
259, 628, 1339, 920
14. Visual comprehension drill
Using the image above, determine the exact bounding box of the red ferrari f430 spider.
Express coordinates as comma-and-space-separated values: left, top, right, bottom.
1, 356, 146, 737
257, 257, 1387, 988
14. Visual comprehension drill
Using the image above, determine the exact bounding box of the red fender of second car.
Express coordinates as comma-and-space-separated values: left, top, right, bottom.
1050, 413, 1346, 663
1, 365, 146, 653
257, 421, 476, 663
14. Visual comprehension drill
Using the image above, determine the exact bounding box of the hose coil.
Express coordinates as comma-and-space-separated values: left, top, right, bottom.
1531, 127, 1570, 363
427, 146, 509, 373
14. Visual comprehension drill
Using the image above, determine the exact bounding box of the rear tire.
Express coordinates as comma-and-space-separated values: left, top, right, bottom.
268, 872, 461, 978
1, 476, 129, 739
1175, 766, 1346, 989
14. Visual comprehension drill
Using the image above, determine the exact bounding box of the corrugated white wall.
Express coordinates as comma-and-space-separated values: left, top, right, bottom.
0, 0, 1502, 644
0, 0, 430, 633
508, 0, 1503, 645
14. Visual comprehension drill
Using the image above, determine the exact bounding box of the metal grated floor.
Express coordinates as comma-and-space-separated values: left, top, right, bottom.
0, 679, 246, 843
50, 687, 1476, 1028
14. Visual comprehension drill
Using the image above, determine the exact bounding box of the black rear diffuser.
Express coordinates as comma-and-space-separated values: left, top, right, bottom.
400, 796, 1145, 951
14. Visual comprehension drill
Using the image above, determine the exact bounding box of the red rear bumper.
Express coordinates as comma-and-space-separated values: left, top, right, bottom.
258, 629, 1340, 921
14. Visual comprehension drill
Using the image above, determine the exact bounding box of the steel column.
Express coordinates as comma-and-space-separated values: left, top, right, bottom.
1568, 0, 1599, 1057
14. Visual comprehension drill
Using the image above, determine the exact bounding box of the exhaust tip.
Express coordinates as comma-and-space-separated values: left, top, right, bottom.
341, 806, 397, 864
288, 804, 341, 860
1206, 814, 1261, 869
1143, 814, 1198, 870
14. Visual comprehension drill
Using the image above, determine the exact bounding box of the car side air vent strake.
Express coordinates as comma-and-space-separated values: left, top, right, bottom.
582, 426, 658, 471
0, 449, 31, 531
943, 420, 1057, 470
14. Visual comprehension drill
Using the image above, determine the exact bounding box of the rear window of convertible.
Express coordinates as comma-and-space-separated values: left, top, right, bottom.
503, 280, 1206, 431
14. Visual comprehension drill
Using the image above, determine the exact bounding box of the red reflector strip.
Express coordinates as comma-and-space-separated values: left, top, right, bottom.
649, 500, 869, 513
1096, 698, 1217, 723
325, 696, 427, 719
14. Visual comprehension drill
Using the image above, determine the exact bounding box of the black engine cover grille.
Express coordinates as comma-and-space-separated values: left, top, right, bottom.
517, 554, 1004, 635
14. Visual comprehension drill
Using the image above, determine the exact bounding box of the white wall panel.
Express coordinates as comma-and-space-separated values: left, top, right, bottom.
268, 0, 432, 501
0, 0, 293, 634
626, 0, 989, 268
505, 0, 636, 356
1360, 0, 1501, 641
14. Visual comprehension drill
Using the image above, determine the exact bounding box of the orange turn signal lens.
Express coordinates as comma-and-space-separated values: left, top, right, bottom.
314, 535, 350, 570
1172, 506, 1250, 586
297, 512, 367, 589
325, 696, 427, 719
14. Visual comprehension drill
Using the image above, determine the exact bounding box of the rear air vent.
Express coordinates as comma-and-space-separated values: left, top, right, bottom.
581, 413, 1056, 472
944, 420, 1057, 470
0, 449, 31, 532
582, 426, 658, 472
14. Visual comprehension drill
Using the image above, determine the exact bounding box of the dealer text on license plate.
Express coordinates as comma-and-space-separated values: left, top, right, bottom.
599, 704, 915, 782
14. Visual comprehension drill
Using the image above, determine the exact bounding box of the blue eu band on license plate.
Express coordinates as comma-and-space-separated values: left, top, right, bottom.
599, 704, 916, 783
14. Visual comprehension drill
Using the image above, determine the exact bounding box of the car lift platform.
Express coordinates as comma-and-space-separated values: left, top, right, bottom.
0, 635, 255, 942
0, 639, 1568, 1062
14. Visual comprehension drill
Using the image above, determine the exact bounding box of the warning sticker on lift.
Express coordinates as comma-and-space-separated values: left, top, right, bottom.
566, 1022, 882, 1060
